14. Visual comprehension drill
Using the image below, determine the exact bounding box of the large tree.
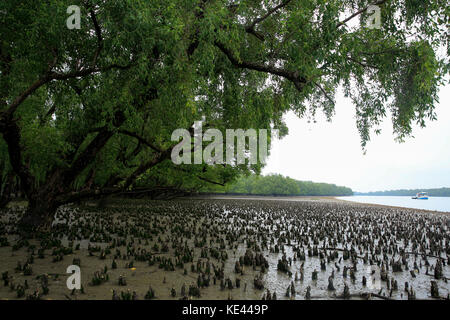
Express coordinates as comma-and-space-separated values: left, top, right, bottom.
0, 0, 448, 232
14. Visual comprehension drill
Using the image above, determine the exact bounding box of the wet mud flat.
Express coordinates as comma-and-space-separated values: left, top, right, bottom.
0, 198, 449, 300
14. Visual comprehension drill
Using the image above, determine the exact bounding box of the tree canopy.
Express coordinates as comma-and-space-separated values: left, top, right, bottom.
207, 173, 353, 196
0, 0, 448, 230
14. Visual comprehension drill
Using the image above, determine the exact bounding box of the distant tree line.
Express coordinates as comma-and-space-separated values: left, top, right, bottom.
204, 174, 353, 196
356, 188, 450, 197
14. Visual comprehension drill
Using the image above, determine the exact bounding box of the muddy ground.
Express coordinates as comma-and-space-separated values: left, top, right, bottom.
0, 197, 448, 300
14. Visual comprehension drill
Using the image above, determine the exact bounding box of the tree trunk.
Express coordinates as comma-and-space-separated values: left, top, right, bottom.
0, 173, 14, 209
19, 195, 59, 235
0, 193, 11, 209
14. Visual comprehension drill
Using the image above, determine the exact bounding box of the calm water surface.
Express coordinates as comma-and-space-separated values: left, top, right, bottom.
338, 196, 450, 212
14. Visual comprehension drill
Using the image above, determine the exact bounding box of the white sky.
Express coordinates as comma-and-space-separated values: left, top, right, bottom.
262, 84, 450, 193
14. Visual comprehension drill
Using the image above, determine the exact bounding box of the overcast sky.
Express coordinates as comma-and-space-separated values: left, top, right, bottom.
262, 84, 450, 193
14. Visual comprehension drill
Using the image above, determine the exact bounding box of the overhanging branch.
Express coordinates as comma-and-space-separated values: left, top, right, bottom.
214, 41, 306, 91
313, 82, 334, 105
3, 62, 134, 120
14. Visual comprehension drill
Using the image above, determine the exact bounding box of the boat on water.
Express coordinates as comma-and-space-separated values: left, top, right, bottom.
412, 192, 429, 200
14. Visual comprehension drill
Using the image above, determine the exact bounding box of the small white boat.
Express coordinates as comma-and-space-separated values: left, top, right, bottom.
412, 192, 428, 200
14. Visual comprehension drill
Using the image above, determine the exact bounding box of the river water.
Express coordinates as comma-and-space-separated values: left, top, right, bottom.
337, 196, 450, 213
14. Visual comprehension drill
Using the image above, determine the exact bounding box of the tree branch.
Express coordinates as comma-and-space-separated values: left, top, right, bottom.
89, 8, 103, 66
117, 129, 162, 153
3, 62, 133, 120
62, 109, 126, 186
3, 75, 52, 119
346, 56, 379, 70
175, 166, 226, 186
214, 41, 306, 91
337, 0, 388, 29
186, 0, 208, 57
314, 82, 334, 104
123, 147, 173, 189
245, 0, 292, 41
63, 131, 116, 185
197, 175, 225, 186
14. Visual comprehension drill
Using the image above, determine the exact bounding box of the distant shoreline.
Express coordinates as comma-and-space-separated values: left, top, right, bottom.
186, 194, 450, 215
5, 194, 449, 215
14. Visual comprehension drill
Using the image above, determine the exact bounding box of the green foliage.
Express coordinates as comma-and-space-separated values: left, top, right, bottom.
209, 173, 353, 196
